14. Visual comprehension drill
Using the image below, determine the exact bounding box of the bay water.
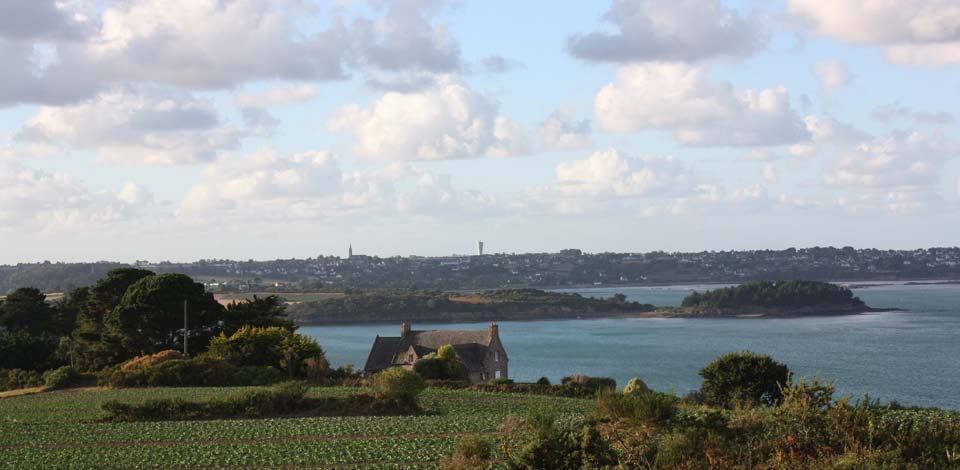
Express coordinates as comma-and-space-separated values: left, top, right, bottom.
301, 283, 960, 409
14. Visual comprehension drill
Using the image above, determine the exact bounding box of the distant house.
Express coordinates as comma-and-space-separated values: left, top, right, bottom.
363, 322, 508, 384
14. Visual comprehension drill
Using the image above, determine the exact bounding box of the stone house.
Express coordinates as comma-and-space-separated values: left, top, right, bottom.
363, 322, 508, 384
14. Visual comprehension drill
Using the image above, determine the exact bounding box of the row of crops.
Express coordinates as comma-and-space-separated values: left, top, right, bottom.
0, 386, 591, 469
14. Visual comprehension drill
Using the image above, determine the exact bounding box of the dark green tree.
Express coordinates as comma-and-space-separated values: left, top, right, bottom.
73, 268, 154, 370
222, 295, 296, 335
104, 273, 224, 357
0, 287, 56, 336
699, 351, 790, 408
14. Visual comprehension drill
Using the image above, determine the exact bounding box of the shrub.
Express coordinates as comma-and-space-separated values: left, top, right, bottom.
101, 382, 308, 421
413, 344, 467, 380
207, 326, 326, 377
489, 377, 514, 385
230, 366, 286, 386
499, 412, 618, 470
536, 376, 551, 386
0, 368, 43, 391
440, 435, 494, 470
42, 366, 79, 389
699, 351, 790, 408
370, 368, 426, 401
595, 389, 678, 426
624, 376, 651, 395
120, 350, 184, 372
101, 357, 236, 387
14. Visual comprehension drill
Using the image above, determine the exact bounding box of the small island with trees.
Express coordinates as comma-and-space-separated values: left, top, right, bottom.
658, 280, 889, 318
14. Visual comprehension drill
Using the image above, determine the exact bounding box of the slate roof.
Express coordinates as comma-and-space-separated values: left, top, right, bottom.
363, 328, 494, 373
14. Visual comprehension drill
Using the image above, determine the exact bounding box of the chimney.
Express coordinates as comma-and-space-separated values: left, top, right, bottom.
401, 321, 411, 337
488, 322, 499, 339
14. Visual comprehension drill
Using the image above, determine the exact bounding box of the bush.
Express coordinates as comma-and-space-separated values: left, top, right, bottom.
0, 368, 43, 391
536, 376, 551, 386
595, 389, 678, 426
370, 368, 426, 401
624, 376, 651, 395
230, 366, 286, 386
499, 412, 618, 470
489, 377, 514, 385
42, 366, 79, 389
101, 382, 308, 421
120, 350, 184, 372
440, 435, 494, 470
100, 356, 235, 387
207, 326, 326, 377
413, 344, 467, 381
699, 351, 790, 408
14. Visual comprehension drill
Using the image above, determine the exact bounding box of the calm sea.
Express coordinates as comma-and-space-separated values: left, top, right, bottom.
300, 283, 960, 409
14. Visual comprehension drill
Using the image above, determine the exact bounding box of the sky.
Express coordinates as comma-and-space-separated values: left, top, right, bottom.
1, 0, 959, 263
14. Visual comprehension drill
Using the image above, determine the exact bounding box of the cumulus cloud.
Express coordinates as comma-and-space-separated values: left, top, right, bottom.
595, 63, 809, 146
179, 149, 501, 221
329, 77, 530, 160
352, 0, 461, 73
567, 0, 765, 63
789, 0, 960, 65
813, 60, 852, 90
479, 55, 524, 74
0, 161, 152, 231
761, 164, 778, 183
538, 110, 593, 151
0, 0, 87, 40
823, 131, 959, 189
17, 88, 242, 165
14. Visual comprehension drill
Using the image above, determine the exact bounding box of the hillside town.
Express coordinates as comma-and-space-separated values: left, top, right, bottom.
4, 246, 960, 293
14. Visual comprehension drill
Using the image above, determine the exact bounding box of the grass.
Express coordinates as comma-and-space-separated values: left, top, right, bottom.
214, 292, 346, 305
0, 385, 49, 399
0, 386, 591, 469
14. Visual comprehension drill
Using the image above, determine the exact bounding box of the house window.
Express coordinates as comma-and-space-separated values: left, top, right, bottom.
407, 353, 414, 363
495, 370, 501, 379
495, 351, 499, 362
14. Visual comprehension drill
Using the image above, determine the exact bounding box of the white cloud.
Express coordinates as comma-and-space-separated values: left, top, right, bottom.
595, 63, 809, 147
0, 161, 152, 232
789, 0, 960, 65
567, 0, 765, 62
17, 88, 243, 165
234, 84, 319, 109
813, 60, 851, 90
329, 77, 530, 160
761, 164, 778, 183
352, 0, 461, 74
538, 110, 592, 151
824, 131, 959, 189
872, 103, 955, 125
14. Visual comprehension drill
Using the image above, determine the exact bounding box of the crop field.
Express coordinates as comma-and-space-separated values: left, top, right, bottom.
0, 386, 592, 469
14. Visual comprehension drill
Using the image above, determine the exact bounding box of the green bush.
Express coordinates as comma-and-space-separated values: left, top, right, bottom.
100, 356, 235, 387
499, 412, 618, 470
440, 435, 494, 470
699, 351, 790, 408
536, 376, 551, 386
595, 389, 678, 426
0, 368, 43, 391
413, 344, 467, 380
489, 377, 514, 385
370, 368, 426, 401
230, 366, 286, 386
42, 366, 79, 389
624, 376, 651, 395
207, 326, 326, 377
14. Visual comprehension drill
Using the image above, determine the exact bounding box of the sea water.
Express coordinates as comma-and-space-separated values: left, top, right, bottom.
300, 283, 960, 409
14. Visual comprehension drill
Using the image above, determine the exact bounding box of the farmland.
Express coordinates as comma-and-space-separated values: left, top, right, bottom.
0, 386, 591, 469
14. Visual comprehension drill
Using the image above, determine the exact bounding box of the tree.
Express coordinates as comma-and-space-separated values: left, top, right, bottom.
222, 295, 296, 335
0, 330, 58, 370
207, 326, 325, 376
0, 287, 55, 335
699, 351, 790, 408
74, 268, 155, 369
370, 368, 426, 401
413, 344, 467, 380
104, 273, 224, 357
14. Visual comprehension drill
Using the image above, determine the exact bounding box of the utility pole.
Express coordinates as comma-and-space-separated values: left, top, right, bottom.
183, 299, 188, 356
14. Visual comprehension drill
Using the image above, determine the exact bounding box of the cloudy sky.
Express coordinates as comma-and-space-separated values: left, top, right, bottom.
2, 0, 959, 263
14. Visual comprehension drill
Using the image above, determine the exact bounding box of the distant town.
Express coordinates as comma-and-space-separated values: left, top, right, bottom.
3, 246, 960, 294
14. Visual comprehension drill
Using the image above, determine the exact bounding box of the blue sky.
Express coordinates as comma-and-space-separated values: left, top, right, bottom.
1, 0, 959, 263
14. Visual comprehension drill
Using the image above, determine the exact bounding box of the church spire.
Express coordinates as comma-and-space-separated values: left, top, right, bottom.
348, 243, 353, 259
